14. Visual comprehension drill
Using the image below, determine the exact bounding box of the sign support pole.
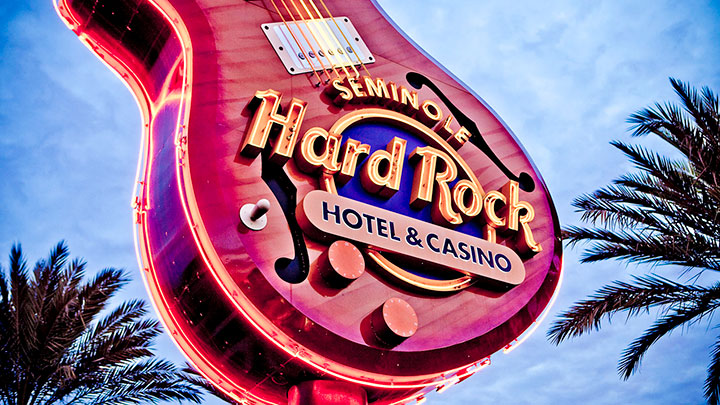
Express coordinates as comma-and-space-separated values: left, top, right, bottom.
287, 380, 368, 405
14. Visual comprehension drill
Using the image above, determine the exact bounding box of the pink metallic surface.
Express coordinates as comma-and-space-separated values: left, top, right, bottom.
288, 381, 368, 405
54, 0, 563, 403
327, 241, 365, 281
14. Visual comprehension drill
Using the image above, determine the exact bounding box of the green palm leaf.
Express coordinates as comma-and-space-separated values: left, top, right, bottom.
0, 242, 204, 405
707, 335, 720, 405
548, 275, 711, 343
618, 291, 720, 379
551, 78, 720, 404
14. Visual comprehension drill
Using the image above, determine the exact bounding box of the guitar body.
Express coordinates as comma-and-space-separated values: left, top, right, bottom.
55, 0, 562, 403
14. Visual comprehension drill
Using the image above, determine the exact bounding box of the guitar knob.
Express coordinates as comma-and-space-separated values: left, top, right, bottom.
239, 199, 270, 230
370, 297, 418, 346
320, 241, 365, 288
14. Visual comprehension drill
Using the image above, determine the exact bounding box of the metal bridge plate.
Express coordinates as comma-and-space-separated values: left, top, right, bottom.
262, 17, 375, 75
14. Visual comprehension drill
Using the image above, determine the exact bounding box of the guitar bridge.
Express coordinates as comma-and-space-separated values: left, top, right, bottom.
262, 17, 375, 75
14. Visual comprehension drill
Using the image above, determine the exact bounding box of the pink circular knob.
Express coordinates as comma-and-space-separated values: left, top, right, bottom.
370, 297, 418, 346
322, 240, 365, 287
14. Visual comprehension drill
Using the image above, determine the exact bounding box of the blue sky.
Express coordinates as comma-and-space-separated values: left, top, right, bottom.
1, 0, 719, 404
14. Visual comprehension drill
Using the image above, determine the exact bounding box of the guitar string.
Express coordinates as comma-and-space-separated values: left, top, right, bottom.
269, 0, 324, 83
298, 0, 358, 78
312, 0, 371, 78
269, 0, 325, 84
281, 0, 338, 81
278, 0, 338, 82
288, 0, 342, 79
270, 0, 372, 83
307, 0, 361, 77
295, 0, 353, 78
286, 0, 344, 80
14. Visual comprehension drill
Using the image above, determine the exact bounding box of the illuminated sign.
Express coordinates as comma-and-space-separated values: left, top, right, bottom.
56, 0, 563, 404
241, 83, 541, 291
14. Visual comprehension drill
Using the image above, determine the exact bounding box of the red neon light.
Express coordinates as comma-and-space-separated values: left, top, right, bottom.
503, 258, 564, 354
52, 2, 267, 403
54, 0, 455, 399
148, 0, 482, 391
54, 0, 561, 402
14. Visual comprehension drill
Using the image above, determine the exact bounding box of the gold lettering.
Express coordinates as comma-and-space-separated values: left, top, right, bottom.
241, 89, 307, 165
325, 78, 353, 106
484, 224, 497, 244
362, 76, 390, 103
498, 180, 541, 254
295, 127, 342, 174
347, 77, 366, 100
338, 139, 371, 185
400, 87, 418, 109
389, 82, 399, 103
435, 116, 455, 139
483, 190, 506, 229
398, 86, 419, 115
517, 202, 542, 254
409, 146, 462, 225
435, 117, 470, 149
244, 83, 541, 254
448, 126, 471, 149
383, 83, 401, 110
417, 99, 443, 127
452, 179, 483, 217
360, 137, 407, 198
499, 181, 521, 232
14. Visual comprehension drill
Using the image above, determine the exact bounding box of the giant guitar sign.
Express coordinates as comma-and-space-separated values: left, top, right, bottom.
55, 0, 562, 404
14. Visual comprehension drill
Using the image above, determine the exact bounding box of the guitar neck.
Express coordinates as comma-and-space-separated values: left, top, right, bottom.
60, 0, 181, 103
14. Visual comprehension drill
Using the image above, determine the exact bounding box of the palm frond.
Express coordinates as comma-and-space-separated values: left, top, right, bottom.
555, 78, 720, 404
707, 334, 720, 405
548, 274, 713, 344
614, 172, 720, 236
671, 78, 720, 148
629, 79, 720, 187
618, 289, 720, 378
81, 299, 148, 348
51, 301, 159, 402
699, 85, 720, 133
182, 365, 239, 404
0, 242, 202, 405
85, 359, 203, 405
563, 226, 720, 270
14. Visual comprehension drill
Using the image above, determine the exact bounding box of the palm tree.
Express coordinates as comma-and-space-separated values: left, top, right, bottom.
0, 241, 203, 404
182, 366, 241, 405
548, 78, 720, 402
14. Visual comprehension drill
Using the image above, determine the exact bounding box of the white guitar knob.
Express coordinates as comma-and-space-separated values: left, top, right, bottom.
239, 198, 270, 230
